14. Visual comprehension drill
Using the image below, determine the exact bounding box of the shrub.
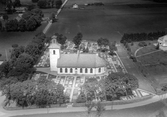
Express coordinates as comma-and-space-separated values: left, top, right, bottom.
76, 92, 86, 103
138, 41, 147, 47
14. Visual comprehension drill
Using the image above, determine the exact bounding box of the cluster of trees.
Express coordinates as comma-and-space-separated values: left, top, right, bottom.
0, 0, 21, 14
87, 2, 104, 6
97, 38, 117, 55
120, 31, 166, 43
3, 9, 44, 32
55, 33, 67, 49
0, 32, 50, 82
78, 72, 138, 102
37, 0, 63, 9
153, 0, 167, 2
2, 77, 68, 108
0, 0, 20, 6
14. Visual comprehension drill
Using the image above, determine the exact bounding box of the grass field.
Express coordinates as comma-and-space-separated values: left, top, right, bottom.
46, 1, 167, 42
137, 50, 167, 86
127, 41, 157, 56
12, 101, 165, 117
0, 23, 47, 61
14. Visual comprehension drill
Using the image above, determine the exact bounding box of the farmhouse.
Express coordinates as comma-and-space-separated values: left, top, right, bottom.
49, 36, 107, 75
158, 35, 167, 51
72, 4, 79, 9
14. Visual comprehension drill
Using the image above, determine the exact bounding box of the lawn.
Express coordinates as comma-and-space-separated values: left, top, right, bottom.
0, 23, 47, 61
46, 1, 167, 42
127, 41, 157, 56
137, 50, 167, 86
12, 101, 165, 117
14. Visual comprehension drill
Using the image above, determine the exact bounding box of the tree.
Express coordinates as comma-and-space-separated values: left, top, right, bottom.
85, 101, 95, 115
10, 46, 25, 59
0, 21, 2, 31
37, 0, 47, 8
55, 0, 63, 9
3, 14, 9, 21
27, 4, 36, 11
33, 15, 42, 26
95, 101, 105, 117
55, 33, 67, 46
18, 19, 26, 31
15, 53, 34, 71
0, 61, 12, 78
22, 11, 33, 21
105, 72, 138, 100
109, 41, 117, 52
82, 78, 99, 101
9, 80, 36, 108
73, 32, 83, 49
11, 44, 19, 48
6, 0, 14, 14
5, 19, 18, 31
156, 43, 159, 50
35, 77, 65, 107
26, 17, 37, 31
50, 12, 57, 23
32, 0, 39, 3
76, 91, 86, 103
13, 0, 21, 7
138, 41, 147, 47
0, 0, 6, 4
31, 8, 44, 18
97, 38, 109, 47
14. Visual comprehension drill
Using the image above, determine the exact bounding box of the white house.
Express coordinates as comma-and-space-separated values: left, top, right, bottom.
158, 35, 167, 51
49, 36, 107, 75
72, 4, 79, 9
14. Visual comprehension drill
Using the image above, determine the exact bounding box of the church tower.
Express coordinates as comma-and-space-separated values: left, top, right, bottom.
49, 35, 60, 71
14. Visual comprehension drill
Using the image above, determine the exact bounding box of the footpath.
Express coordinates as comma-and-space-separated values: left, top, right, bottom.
0, 93, 167, 117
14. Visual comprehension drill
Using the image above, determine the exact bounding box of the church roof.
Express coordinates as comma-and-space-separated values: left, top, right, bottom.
57, 54, 107, 68
48, 43, 60, 49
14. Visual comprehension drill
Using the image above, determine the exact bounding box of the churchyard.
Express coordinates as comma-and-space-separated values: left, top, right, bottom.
32, 72, 150, 104
32, 38, 151, 104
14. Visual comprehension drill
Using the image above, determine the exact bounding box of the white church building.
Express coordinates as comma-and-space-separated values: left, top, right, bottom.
158, 35, 167, 51
49, 36, 107, 75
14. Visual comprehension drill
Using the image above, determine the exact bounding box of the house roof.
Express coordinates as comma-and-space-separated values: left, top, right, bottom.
57, 53, 107, 68
158, 35, 167, 42
158, 35, 167, 46
48, 43, 60, 49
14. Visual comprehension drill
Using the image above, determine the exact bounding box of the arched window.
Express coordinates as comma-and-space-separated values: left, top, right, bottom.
60, 68, 62, 73
85, 68, 87, 73
65, 68, 68, 73
70, 68, 73, 73
80, 68, 82, 73
53, 50, 56, 55
90, 68, 93, 73
98, 68, 101, 73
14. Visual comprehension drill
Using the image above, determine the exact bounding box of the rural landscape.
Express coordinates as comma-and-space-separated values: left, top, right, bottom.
0, 0, 167, 117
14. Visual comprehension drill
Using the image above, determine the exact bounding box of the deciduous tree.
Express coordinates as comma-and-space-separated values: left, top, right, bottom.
37, 0, 47, 8
18, 19, 26, 31
55, 0, 62, 9
73, 32, 83, 49
26, 17, 37, 31
3, 14, 9, 21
